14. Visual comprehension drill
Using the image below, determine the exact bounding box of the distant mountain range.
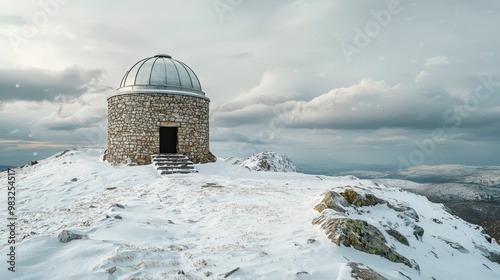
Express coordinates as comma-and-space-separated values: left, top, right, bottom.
339, 165, 500, 186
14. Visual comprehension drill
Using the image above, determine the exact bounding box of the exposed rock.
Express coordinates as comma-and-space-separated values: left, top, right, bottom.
411, 260, 420, 273
55, 149, 71, 158
58, 230, 85, 243
314, 191, 348, 213
339, 188, 419, 224
106, 266, 116, 274
112, 203, 125, 209
486, 251, 500, 265
386, 228, 410, 246
307, 239, 316, 244
433, 236, 469, 253
202, 183, 224, 188
389, 204, 419, 222
432, 218, 443, 224
340, 189, 382, 207
296, 271, 309, 275
483, 234, 492, 243
223, 267, 240, 278
398, 270, 412, 280
474, 242, 500, 265
204, 271, 212, 277
71, 178, 78, 182
114, 215, 122, 219
430, 251, 438, 258
347, 262, 387, 280
31, 160, 38, 165
312, 215, 412, 267
413, 225, 424, 241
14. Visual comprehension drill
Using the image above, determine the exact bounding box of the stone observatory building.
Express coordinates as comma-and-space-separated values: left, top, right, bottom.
106, 54, 215, 165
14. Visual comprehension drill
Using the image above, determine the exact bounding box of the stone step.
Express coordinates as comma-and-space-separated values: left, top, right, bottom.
152, 154, 187, 159
157, 165, 195, 171
153, 161, 194, 165
153, 157, 189, 161
154, 163, 193, 167
152, 153, 198, 175
153, 159, 190, 162
151, 158, 192, 162
161, 170, 198, 175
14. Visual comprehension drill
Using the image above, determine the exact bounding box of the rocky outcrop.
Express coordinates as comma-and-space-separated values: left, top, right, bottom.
320, 188, 419, 223
386, 228, 410, 246
314, 191, 349, 213
313, 188, 419, 268
312, 215, 412, 267
340, 188, 383, 207
225, 152, 298, 172
433, 236, 469, 253
347, 262, 387, 280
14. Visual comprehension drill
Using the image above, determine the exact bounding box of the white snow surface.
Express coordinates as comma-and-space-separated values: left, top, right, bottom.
223, 151, 299, 173
0, 149, 499, 279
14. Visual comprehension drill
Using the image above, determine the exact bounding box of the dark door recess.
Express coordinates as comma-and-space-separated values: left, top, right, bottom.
159, 127, 178, 153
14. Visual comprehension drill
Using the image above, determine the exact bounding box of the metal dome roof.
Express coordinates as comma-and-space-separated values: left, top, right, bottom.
117, 54, 205, 97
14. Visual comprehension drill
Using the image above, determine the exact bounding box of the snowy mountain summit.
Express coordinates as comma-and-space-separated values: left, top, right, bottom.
224, 151, 299, 172
1, 149, 500, 279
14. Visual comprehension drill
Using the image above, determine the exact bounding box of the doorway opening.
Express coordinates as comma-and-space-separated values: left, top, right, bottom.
159, 127, 178, 153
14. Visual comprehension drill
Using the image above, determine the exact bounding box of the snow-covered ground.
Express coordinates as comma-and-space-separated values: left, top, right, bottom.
1, 149, 500, 279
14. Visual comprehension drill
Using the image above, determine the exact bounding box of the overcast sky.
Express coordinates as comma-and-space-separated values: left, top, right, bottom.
1, 0, 500, 170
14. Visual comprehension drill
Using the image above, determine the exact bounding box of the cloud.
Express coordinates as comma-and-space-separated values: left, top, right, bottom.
275, 78, 500, 131
213, 74, 500, 133
211, 67, 332, 127
211, 103, 276, 127
415, 71, 430, 83
0, 66, 110, 102
0, 89, 109, 159
425, 56, 450, 66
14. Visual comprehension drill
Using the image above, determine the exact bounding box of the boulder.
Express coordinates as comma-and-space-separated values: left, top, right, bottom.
386, 228, 410, 246
312, 214, 413, 267
340, 189, 382, 207
413, 225, 425, 241
58, 230, 86, 243
347, 262, 387, 280
314, 191, 349, 213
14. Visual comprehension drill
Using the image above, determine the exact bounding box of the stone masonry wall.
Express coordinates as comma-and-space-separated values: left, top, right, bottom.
107, 93, 214, 164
